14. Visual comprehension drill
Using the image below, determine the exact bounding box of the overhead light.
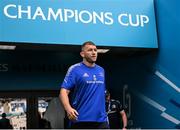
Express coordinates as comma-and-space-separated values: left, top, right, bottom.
0, 45, 16, 50
97, 49, 109, 53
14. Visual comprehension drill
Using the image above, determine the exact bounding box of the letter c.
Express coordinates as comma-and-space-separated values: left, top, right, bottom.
118, 14, 129, 26
4, 4, 17, 19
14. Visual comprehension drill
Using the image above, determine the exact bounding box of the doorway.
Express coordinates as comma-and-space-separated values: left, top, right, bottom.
0, 90, 65, 129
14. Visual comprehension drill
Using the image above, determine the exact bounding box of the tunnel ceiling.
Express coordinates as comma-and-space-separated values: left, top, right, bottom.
0, 42, 158, 58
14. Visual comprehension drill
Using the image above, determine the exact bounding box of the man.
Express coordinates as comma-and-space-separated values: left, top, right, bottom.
59, 41, 108, 129
105, 90, 128, 129
0, 113, 13, 129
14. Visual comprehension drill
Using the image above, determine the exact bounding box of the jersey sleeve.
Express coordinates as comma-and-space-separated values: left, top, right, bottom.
116, 100, 124, 112
61, 66, 76, 90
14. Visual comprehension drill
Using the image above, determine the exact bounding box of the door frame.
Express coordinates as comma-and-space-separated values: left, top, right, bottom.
0, 90, 59, 129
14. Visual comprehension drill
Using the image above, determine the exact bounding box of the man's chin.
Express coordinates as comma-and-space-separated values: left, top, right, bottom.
86, 58, 96, 64
92, 58, 97, 63
88, 60, 96, 64
91, 60, 97, 63
90, 61, 96, 64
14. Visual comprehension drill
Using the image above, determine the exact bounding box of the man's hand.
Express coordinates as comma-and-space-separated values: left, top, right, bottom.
122, 127, 127, 130
66, 107, 79, 121
59, 88, 79, 121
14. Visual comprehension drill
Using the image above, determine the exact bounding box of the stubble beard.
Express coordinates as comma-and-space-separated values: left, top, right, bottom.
85, 57, 96, 64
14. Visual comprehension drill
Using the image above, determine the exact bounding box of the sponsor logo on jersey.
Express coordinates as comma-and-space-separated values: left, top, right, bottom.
83, 73, 89, 77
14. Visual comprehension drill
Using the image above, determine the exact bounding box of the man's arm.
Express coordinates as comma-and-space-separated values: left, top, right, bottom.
59, 88, 79, 121
120, 110, 128, 130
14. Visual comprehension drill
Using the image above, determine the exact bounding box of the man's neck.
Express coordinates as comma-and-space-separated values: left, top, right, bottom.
83, 60, 95, 67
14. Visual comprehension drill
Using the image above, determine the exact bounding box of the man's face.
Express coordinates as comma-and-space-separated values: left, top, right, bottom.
106, 95, 110, 102
81, 44, 97, 63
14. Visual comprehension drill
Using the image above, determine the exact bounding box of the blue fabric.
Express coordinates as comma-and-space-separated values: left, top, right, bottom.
61, 62, 107, 122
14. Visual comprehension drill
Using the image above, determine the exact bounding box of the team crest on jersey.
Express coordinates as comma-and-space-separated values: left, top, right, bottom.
83, 73, 89, 77
93, 75, 97, 81
112, 104, 116, 109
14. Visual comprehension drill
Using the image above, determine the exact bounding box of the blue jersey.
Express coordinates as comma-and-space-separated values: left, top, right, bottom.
61, 62, 107, 122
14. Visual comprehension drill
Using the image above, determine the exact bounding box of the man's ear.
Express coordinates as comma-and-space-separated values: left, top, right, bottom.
80, 51, 84, 58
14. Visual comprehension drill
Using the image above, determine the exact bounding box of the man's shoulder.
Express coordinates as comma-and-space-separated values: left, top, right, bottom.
65, 63, 82, 76
95, 64, 104, 70
110, 99, 123, 110
111, 99, 121, 104
68, 63, 82, 71
0, 118, 10, 122
70, 63, 81, 68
